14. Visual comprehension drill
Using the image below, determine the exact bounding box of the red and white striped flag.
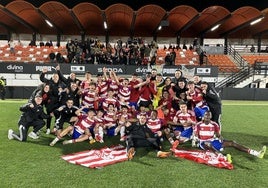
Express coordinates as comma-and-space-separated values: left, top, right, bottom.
173, 149, 233, 170
61, 145, 128, 168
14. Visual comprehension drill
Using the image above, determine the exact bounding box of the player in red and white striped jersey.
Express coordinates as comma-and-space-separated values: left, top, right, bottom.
147, 110, 163, 134
192, 111, 266, 159
107, 71, 119, 95
103, 104, 118, 137
93, 109, 105, 143
96, 73, 109, 99
117, 79, 131, 103
173, 101, 196, 143
186, 81, 209, 121
101, 89, 120, 112
81, 82, 99, 110
116, 105, 136, 141
49, 107, 96, 146
80, 71, 92, 91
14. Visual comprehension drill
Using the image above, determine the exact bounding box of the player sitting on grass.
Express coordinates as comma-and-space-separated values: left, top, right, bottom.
49, 107, 96, 146
125, 114, 171, 160
192, 111, 266, 161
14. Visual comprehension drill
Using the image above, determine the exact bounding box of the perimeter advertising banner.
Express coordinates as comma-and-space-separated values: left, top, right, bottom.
0, 63, 218, 77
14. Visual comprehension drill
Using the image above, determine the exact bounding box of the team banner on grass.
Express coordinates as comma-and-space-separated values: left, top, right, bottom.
173, 149, 233, 170
61, 145, 128, 168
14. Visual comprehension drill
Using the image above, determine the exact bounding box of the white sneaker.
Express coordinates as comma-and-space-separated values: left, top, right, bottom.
28, 131, 39, 139
8, 129, 14, 140
46, 129, 50, 135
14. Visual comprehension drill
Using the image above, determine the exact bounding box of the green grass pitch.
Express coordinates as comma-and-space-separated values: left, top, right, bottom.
0, 100, 267, 188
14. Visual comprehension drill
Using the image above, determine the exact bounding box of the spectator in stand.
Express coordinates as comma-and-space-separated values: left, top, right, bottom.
170, 48, 176, 65
183, 43, 188, 50
39, 41, 44, 47
193, 38, 198, 50
56, 53, 66, 64
199, 51, 207, 65
29, 40, 37, 47
8, 39, 16, 55
49, 51, 56, 63
164, 52, 172, 66
250, 45, 255, 53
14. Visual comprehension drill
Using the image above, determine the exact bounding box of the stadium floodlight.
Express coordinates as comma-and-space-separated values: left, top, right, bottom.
211, 24, 220, 31
45, 20, 53, 27
250, 17, 264, 25
104, 21, 107, 29
158, 25, 162, 30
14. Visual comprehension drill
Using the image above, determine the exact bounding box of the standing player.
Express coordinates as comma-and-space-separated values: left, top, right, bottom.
200, 81, 222, 128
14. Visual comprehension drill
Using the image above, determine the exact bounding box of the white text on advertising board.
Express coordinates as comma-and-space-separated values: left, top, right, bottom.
7, 64, 23, 73
36, 66, 56, 72
97, 68, 123, 73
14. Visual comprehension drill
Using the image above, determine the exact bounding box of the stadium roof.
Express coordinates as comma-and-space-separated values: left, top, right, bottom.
1, 0, 268, 39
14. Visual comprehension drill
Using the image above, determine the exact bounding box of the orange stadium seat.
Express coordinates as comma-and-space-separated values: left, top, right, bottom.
208, 54, 239, 73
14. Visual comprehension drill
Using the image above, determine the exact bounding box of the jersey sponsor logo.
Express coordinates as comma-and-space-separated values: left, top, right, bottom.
7, 64, 23, 72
